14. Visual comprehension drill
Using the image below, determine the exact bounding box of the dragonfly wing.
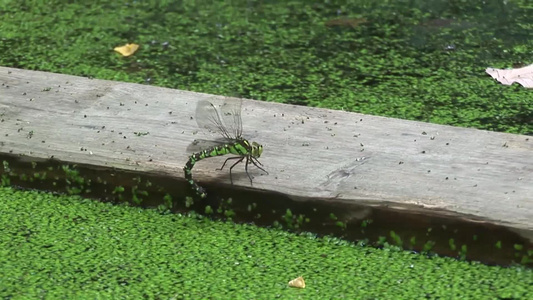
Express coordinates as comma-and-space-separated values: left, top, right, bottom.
186, 138, 228, 153
195, 100, 233, 140
219, 98, 243, 139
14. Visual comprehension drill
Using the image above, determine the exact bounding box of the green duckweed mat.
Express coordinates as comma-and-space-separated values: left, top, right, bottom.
1, 187, 531, 299
0, 0, 531, 134
1, 0, 532, 298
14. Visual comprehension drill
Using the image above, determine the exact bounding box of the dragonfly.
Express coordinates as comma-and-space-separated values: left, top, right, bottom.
183, 98, 268, 198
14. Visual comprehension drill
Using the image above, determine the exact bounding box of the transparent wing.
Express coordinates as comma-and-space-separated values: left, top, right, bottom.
195, 100, 233, 140
219, 98, 243, 139
195, 98, 243, 140
186, 138, 228, 153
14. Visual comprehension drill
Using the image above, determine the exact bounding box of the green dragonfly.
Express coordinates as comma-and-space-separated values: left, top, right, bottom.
183, 98, 268, 198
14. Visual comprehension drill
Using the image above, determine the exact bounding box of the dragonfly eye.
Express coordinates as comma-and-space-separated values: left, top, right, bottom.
252, 141, 263, 157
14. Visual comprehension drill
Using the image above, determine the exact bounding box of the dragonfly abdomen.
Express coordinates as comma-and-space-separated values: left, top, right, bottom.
196, 142, 248, 161
183, 142, 250, 198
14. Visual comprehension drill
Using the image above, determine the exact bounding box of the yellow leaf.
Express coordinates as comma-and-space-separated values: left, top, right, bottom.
288, 276, 305, 288
114, 43, 139, 57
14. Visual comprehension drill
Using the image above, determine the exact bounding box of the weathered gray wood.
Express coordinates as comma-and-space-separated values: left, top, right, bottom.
1, 67, 532, 238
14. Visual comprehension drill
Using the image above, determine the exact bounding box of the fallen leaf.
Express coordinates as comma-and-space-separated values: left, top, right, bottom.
485, 63, 533, 88
288, 276, 305, 288
114, 43, 140, 57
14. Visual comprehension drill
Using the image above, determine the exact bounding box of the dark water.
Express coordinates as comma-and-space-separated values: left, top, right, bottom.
2, 153, 531, 267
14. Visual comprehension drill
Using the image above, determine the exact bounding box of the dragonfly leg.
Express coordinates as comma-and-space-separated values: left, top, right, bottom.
244, 157, 254, 185
218, 156, 243, 171
251, 157, 269, 175
228, 156, 245, 184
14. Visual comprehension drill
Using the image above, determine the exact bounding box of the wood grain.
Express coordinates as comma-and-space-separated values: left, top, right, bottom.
1, 66, 531, 239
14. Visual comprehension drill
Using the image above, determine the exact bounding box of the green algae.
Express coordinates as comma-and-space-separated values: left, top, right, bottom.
0, 0, 531, 134
1, 187, 532, 299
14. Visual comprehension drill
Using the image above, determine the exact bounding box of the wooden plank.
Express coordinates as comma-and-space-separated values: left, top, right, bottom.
1, 66, 532, 238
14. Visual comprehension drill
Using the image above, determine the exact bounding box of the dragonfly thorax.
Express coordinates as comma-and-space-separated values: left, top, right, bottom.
230, 139, 263, 158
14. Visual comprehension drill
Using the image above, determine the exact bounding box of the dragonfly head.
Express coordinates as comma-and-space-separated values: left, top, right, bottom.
251, 141, 263, 158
